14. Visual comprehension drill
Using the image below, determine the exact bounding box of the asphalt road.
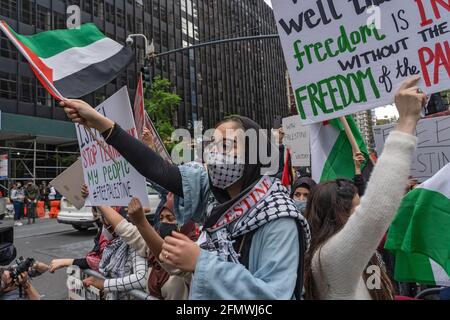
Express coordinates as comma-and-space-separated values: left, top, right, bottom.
3, 217, 96, 300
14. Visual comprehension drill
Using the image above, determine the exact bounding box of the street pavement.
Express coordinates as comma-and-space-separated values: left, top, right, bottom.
2, 217, 96, 300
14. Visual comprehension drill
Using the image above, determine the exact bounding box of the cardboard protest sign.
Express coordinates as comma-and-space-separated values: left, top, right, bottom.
273, 1, 450, 124
282, 115, 311, 167
374, 116, 450, 182
75, 86, 150, 207
50, 159, 85, 210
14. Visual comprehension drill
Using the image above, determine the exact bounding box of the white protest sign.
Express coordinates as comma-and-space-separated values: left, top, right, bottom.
75, 86, 150, 207
282, 115, 311, 167
50, 159, 85, 210
374, 116, 450, 182
273, 1, 450, 124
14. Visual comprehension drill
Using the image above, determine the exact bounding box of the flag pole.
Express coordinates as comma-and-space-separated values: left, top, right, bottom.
339, 116, 360, 154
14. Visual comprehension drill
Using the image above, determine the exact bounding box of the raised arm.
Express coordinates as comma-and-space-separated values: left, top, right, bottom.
61, 99, 183, 196
316, 76, 426, 288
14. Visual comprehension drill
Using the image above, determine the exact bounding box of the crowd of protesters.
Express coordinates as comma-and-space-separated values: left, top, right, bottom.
2, 76, 448, 300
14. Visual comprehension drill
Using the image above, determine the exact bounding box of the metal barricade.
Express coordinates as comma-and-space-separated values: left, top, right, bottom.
67, 266, 159, 300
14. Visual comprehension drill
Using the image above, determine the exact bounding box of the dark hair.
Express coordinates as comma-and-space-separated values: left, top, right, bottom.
304, 179, 395, 300
0, 268, 6, 295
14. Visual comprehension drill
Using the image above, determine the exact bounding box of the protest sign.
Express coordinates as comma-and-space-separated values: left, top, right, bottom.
75, 86, 149, 207
50, 159, 85, 210
374, 116, 450, 182
273, 1, 450, 124
282, 115, 311, 167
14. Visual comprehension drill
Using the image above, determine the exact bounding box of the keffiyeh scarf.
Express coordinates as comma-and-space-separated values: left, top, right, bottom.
99, 237, 129, 278
198, 176, 311, 263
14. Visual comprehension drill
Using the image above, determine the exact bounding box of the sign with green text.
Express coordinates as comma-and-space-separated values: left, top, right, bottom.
273, 0, 450, 124
75, 86, 150, 207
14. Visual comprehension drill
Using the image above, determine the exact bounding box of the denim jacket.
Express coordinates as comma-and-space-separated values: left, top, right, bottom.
174, 163, 300, 300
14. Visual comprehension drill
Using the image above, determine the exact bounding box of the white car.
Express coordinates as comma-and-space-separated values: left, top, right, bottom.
57, 183, 162, 231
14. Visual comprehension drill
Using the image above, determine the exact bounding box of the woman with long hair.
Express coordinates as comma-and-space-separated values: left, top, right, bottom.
61, 98, 310, 299
303, 76, 427, 300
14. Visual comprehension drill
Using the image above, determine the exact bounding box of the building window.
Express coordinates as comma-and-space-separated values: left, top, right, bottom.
0, 71, 17, 100
116, 8, 125, 28
20, 76, 34, 103
0, 34, 17, 60
37, 83, 51, 107
37, 5, 51, 31
94, 0, 104, 20
0, 0, 17, 19
21, 0, 36, 26
83, 0, 93, 14
106, 3, 114, 23
53, 11, 66, 29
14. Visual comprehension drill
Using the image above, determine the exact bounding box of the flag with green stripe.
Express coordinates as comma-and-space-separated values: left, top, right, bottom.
0, 21, 133, 99
385, 163, 450, 286
311, 115, 369, 183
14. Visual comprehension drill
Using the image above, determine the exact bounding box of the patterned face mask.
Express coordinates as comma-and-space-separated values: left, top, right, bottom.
207, 152, 245, 189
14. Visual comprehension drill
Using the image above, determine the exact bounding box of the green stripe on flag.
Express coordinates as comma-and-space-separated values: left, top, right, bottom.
386, 188, 450, 284
393, 251, 437, 285
320, 115, 369, 182
10, 23, 105, 58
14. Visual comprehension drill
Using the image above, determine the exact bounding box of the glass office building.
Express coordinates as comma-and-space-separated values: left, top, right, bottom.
0, 0, 288, 182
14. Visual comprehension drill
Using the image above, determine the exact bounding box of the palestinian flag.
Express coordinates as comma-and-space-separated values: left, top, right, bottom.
311, 115, 369, 183
385, 163, 450, 286
0, 21, 133, 99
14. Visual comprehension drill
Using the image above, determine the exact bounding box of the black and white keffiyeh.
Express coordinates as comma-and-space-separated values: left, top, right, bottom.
198, 176, 311, 263
99, 237, 129, 278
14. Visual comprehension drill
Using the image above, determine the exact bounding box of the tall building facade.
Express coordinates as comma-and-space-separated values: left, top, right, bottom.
0, 0, 288, 129
355, 109, 376, 149
0, 0, 288, 183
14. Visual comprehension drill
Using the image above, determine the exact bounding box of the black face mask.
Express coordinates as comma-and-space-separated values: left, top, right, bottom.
158, 223, 178, 239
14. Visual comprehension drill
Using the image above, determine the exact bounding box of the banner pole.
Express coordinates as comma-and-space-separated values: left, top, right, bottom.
339, 116, 361, 154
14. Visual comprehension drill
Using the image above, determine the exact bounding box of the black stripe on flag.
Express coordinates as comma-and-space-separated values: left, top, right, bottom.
54, 46, 134, 98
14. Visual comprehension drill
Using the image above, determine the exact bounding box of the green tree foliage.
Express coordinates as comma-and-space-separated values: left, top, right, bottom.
144, 76, 182, 152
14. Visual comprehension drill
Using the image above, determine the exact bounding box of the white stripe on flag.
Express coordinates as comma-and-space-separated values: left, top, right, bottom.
311, 122, 339, 182
417, 163, 450, 199
430, 258, 450, 286
41, 37, 123, 81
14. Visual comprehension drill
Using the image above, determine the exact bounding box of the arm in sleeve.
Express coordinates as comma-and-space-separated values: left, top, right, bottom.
353, 174, 365, 196
72, 258, 90, 270
104, 124, 183, 197
173, 163, 211, 225
191, 218, 300, 300
317, 131, 417, 288
103, 251, 148, 293
114, 219, 149, 258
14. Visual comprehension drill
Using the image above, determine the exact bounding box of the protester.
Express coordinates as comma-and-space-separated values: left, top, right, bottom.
10, 183, 24, 226
49, 208, 109, 273
82, 206, 149, 300
39, 181, 50, 211
303, 76, 427, 300
97, 195, 196, 300
0, 262, 49, 300
61, 99, 311, 300
48, 185, 57, 201
291, 177, 317, 214
24, 181, 39, 224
